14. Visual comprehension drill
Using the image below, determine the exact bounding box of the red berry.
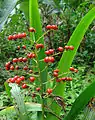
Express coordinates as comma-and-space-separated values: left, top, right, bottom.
69, 46, 74, 50
5, 62, 11, 67
45, 51, 51, 55
44, 57, 49, 63
61, 77, 67, 81
32, 53, 36, 58
18, 57, 23, 62
22, 83, 27, 89
29, 77, 35, 82
70, 67, 75, 71
36, 87, 41, 92
66, 77, 72, 81
13, 58, 18, 63
20, 76, 25, 81
49, 56, 55, 63
15, 78, 21, 84
56, 78, 62, 82
22, 45, 26, 49
27, 53, 32, 58
8, 35, 13, 40
22, 33, 26, 38
53, 69, 59, 73
10, 78, 15, 83
64, 46, 69, 50
10, 65, 14, 70
57, 47, 64, 52
36, 44, 44, 49
74, 69, 78, 73
17, 33, 22, 39
12, 34, 17, 40
29, 27, 36, 32
46, 25, 52, 29
47, 88, 52, 94
53, 72, 58, 77
49, 49, 54, 54
23, 58, 27, 62
23, 66, 28, 70
14, 76, 19, 80
51, 25, 58, 30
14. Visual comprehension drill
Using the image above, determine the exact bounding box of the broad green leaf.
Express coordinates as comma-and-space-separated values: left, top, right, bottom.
50, 7, 95, 119
0, 0, 18, 31
0, 102, 42, 116
63, 80, 95, 120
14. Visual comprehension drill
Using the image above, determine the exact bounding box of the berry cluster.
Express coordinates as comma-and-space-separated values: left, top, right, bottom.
64, 45, 74, 50
8, 33, 26, 40
70, 67, 78, 73
44, 56, 55, 63
46, 25, 58, 30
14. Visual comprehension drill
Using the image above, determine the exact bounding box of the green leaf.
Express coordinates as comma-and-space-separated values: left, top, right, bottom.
9, 83, 29, 120
0, 0, 18, 31
64, 80, 95, 120
4, 82, 13, 101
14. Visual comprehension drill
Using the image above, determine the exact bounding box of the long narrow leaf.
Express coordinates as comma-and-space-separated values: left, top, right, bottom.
64, 79, 95, 120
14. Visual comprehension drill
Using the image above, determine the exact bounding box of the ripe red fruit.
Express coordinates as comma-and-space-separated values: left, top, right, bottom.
22, 45, 26, 49
45, 51, 51, 55
53, 72, 58, 77
15, 78, 21, 84
29, 77, 35, 82
13, 58, 18, 63
70, 67, 75, 71
10, 78, 15, 83
57, 47, 64, 52
36, 87, 41, 92
32, 53, 36, 58
23, 58, 27, 62
15, 65, 19, 70
49, 56, 55, 63
53, 69, 59, 73
12, 34, 17, 40
23, 66, 28, 70
14, 75, 19, 80
44, 57, 49, 63
69, 45, 74, 50
64, 46, 69, 50
8, 35, 13, 40
47, 88, 53, 94
10, 65, 14, 70
22, 33, 26, 38
56, 78, 62, 82
18, 57, 23, 62
36, 44, 44, 49
51, 25, 58, 30
22, 83, 27, 89
74, 69, 78, 73
17, 46, 20, 50
29, 27, 36, 32
66, 77, 73, 81
20, 76, 25, 81
17, 33, 22, 39
61, 77, 67, 81
46, 25, 52, 29
5, 62, 11, 67
49, 49, 54, 54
